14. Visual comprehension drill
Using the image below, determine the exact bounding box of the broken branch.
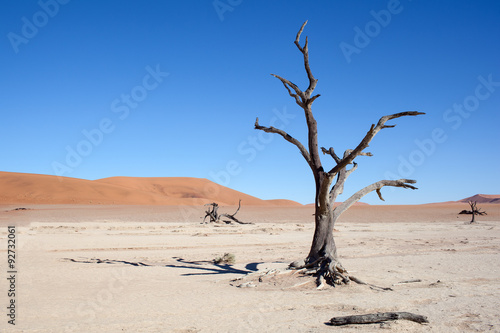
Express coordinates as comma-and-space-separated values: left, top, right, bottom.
329, 312, 429, 326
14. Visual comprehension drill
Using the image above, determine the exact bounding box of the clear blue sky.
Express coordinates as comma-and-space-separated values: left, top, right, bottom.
1, 0, 499, 205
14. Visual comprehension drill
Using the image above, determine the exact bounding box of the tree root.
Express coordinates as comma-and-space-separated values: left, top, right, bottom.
290, 256, 392, 291
349, 275, 393, 291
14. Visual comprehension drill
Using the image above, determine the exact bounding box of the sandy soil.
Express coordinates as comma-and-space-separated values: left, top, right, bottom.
0, 204, 499, 332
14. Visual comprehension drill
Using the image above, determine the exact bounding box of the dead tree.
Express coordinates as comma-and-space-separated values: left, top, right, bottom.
203, 200, 250, 224
255, 21, 424, 287
459, 201, 487, 223
203, 202, 220, 223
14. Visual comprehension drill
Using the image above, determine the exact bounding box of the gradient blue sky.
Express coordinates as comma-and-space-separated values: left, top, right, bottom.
1, 0, 499, 205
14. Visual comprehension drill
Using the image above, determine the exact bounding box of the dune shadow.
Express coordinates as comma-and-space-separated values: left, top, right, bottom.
165, 257, 262, 276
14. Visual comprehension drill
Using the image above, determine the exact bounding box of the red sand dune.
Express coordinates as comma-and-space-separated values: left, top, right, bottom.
0, 172, 302, 206
458, 194, 500, 204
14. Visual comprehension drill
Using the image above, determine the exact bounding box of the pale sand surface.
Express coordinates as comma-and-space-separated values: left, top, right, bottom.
0, 204, 499, 332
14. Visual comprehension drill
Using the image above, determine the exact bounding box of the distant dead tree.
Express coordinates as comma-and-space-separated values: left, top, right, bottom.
459, 201, 487, 223
255, 21, 424, 288
203, 200, 250, 224
203, 202, 220, 223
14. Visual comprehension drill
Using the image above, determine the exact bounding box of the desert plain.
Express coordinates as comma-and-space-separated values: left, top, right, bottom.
0, 172, 499, 332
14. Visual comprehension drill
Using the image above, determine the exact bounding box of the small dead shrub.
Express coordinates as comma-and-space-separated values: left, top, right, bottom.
214, 253, 235, 265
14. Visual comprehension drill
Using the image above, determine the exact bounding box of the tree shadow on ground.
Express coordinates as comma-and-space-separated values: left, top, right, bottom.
165, 257, 262, 276
62, 258, 151, 266
62, 257, 262, 276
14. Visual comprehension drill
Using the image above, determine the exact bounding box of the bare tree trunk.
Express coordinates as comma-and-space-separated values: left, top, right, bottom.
308, 206, 336, 261
306, 209, 349, 286
307, 171, 337, 260
300, 174, 350, 286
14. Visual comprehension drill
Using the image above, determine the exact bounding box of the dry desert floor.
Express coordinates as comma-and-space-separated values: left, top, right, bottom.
0, 204, 499, 332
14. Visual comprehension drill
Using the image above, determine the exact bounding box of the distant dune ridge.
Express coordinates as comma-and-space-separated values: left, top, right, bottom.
0, 171, 498, 206
458, 194, 500, 204
0, 171, 301, 206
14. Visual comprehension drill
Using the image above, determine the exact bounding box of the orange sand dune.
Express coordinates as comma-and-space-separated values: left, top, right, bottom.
458, 194, 500, 204
0, 172, 302, 206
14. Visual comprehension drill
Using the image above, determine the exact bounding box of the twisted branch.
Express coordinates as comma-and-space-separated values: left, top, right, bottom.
334, 179, 417, 218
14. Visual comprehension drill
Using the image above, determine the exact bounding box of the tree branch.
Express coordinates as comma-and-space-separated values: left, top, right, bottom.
328, 163, 355, 204
294, 21, 318, 99
277, 21, 321, 170
333, 179, 417, 218
328, 112, 425, 177
310, 94, 321, 104
255, 117, 312, 167
321, 147, 341, 163
270, 74, 304, 106
294, 21, 307, 52
344, 149, 373, 158
324, 148, 370, 205
322, 147, 372, 165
